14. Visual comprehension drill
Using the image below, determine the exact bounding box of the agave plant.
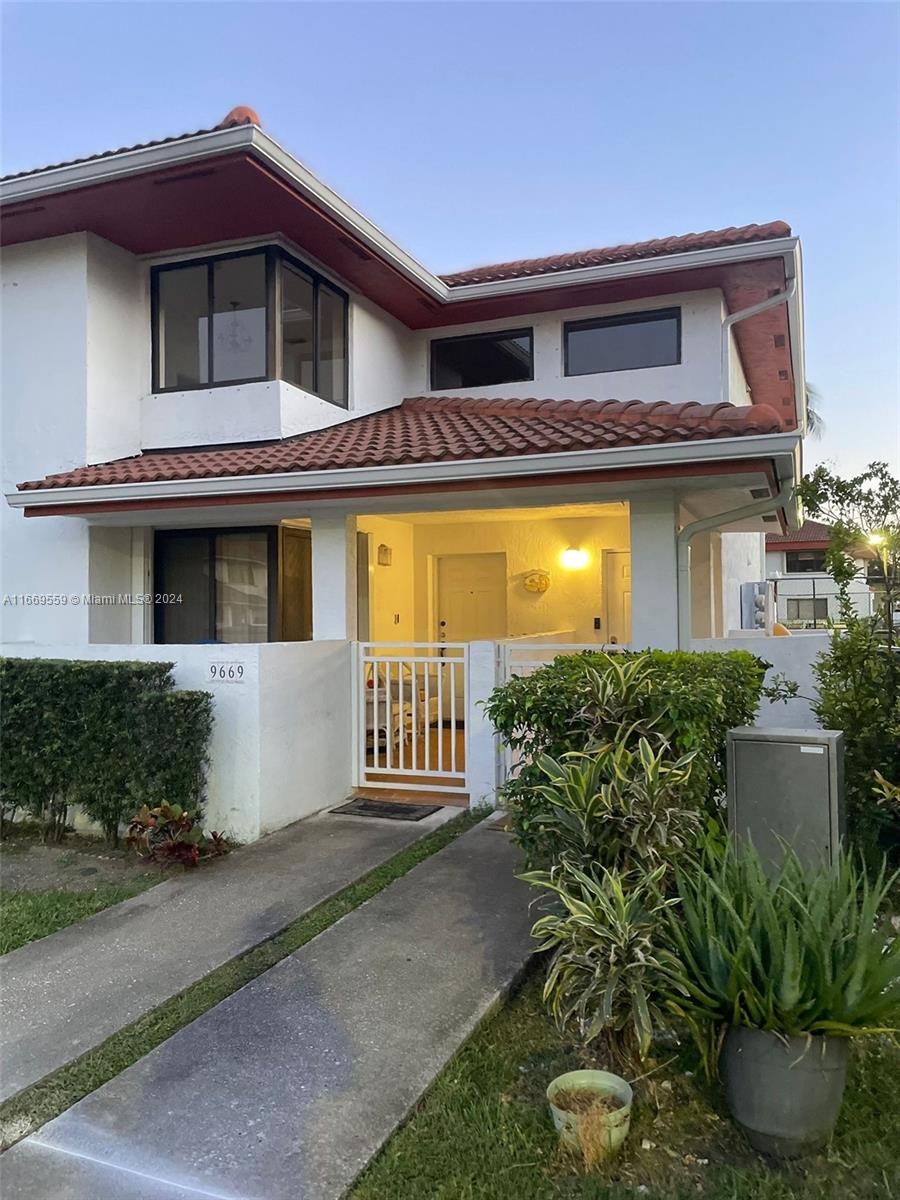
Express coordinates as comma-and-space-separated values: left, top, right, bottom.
521, 860, 681, 1069
529, 737, 701, 878
663, 845, 900, 1077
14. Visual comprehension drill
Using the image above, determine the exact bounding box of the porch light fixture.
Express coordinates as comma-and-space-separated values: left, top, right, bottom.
560, 547, 589, 570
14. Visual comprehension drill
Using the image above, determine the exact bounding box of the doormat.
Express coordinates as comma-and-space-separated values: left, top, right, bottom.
334, 798, 442, 821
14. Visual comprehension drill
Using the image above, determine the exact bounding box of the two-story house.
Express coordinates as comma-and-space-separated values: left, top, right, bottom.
1, 107, 807, 839
765, 520, 873, 626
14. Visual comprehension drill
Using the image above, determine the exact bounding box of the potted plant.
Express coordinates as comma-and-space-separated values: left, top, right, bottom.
521, 860, 680, 1163
663, 846, 900, 1158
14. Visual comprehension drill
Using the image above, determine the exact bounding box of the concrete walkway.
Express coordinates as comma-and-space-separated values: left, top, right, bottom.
1, 806, 457, 1102
1, 822, 533, 1200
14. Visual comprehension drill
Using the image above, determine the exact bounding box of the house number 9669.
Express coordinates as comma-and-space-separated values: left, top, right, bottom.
209, 663, 245, 682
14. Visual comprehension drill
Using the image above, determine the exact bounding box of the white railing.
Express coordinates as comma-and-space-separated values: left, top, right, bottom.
497, 641, 625, 786
500, 640, 624, 683
353, 643, 469, 794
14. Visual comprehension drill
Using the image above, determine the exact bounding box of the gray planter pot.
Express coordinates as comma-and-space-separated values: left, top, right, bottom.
722, 1027, 849, 1158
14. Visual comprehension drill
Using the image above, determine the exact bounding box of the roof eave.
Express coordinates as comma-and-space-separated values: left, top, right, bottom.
7, 431, 801, 515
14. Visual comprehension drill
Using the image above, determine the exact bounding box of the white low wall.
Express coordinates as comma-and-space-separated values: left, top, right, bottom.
257, 641, 352, 835
691, 633, 829, 728
0, 640, 353, 842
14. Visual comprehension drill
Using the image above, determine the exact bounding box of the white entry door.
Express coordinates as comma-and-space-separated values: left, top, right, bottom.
436, 552, 508, 643
604, 551, 632, 644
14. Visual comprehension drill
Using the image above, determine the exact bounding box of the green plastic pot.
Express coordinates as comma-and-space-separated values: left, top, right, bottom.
546, 1069, 633, 1161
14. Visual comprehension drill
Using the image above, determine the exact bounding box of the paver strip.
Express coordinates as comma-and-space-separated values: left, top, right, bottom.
0, 822, 532, 1200
0, 807, 456, 1102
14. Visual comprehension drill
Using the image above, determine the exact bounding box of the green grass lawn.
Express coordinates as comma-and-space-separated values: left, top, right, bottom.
352, 969, 899, 1200
0, 884, 153, 954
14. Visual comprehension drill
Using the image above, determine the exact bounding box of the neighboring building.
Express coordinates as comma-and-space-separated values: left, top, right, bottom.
1, 106, 809, 836
765, 520, 873, 626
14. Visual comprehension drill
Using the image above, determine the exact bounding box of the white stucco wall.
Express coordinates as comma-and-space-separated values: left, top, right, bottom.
357, 515, 416, 642
720, 532, 766, 633
1, 235, 93, 644
411, 289, 728, 405
350, 292, 417, 412
692, 632, 830, 729
85, 233, 147, 464
141, 379, 357, 449
257, 640, 352, 834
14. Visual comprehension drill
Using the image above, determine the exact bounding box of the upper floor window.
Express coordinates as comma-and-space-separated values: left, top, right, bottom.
785, 549, 828, 574
151, 248, 348, 406
430, 328, 533, 390
564, 307, 681, 376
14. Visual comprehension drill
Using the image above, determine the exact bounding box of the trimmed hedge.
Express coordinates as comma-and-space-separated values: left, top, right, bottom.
0, 658, 213, 844
483, 649, 766, 862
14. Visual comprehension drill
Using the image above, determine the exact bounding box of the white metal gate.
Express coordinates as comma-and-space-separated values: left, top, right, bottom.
353, 643, 469, 794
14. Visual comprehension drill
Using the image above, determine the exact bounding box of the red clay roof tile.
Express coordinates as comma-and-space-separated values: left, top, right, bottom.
440, 222, 792, 286
0, 108, 260, 183
765, 519, 831, 547
19, 397, 783, 493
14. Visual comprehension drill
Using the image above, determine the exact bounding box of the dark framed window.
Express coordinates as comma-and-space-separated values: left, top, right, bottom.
430, 328, 533, 390
151, 247, 349, 406
564, 307, 681, 376
785, 550, 827, 574
786, 597, 828, 622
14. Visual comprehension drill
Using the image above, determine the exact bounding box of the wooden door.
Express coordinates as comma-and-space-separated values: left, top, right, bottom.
279, 527, 312, 641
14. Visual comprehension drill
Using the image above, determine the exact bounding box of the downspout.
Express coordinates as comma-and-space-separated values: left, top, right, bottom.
676, 480, 795, 649
722, 275, 797, 408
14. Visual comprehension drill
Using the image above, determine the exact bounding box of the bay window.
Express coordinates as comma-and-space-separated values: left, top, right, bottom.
151, 247, 348, 405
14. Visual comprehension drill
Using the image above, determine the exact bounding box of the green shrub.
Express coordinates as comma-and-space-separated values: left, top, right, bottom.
483, 649, 766, 861
663, 845, 900, 1078
813, 621, 900, 848
0, 658, 213, 845
139, 690, 214, 811
524, 738, 701, 879
520, 860, 679, 1069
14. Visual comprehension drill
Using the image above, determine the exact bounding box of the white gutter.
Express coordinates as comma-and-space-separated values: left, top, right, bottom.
7, 431, 800, 512
722, 273, 801, 415
676, 476, 796, 650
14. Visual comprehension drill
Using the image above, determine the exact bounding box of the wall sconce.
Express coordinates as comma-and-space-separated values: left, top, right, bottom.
560, 547, 589, 570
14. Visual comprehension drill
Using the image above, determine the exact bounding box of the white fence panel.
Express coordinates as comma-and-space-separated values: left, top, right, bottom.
354, 643, 469, 794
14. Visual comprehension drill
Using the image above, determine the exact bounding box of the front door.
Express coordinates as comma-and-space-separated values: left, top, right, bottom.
604, 551, 632, 644
435, 552, 508, 643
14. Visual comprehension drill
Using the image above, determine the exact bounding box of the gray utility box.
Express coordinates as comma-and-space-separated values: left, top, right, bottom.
726, 727, 845, 871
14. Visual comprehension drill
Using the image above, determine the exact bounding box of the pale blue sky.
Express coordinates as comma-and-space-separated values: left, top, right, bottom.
2, 1, 898, 476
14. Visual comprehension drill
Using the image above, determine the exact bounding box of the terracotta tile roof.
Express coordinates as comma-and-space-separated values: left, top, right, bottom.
0, 107, 259, 183
766, 519, 832, 547
19, 397, 783, 493
440, 222, 792, 287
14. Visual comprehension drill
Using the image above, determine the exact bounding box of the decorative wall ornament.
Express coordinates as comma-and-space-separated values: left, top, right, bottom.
522, 569, 551, 594
377, 543, 393, 567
